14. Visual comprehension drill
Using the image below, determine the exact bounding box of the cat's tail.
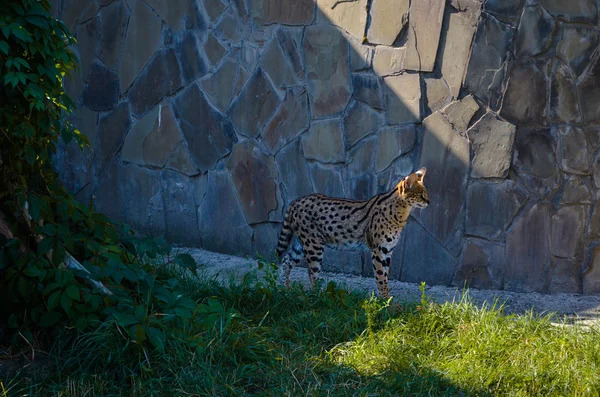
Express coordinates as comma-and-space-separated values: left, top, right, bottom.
276, 210, 294, 258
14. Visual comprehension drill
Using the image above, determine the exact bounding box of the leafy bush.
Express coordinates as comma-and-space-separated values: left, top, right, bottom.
0, 0, 232, 358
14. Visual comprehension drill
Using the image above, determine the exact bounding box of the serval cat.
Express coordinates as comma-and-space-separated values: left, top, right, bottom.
275, 168, 429, 298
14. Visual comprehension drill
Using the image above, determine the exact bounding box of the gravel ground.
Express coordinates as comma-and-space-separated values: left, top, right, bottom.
183, 248, 600, 325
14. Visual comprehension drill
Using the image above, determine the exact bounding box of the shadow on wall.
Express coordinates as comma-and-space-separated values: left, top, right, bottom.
52, 0, 600, 295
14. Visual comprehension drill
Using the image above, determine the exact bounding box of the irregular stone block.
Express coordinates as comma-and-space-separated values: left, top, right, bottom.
348, 174, 376, 200
352, 74, 384, 110
558, 126, 589, 175
261, 87, 310, 154
346, 136, 377, 179
200, 57, 238, 113
128, 49, 183, 118
465, 180, 527, 241
454, 239, 504, 290
172, 84, 236, 173
401, 219, 457, 285
425, 78, 452, 114
464, 13, 515, 110
404, 0, 446, 72
316, 0, 368, 41
82, 61, 119, 112
561, 176, 592, 205
260, 37, 299, 88
376, 155, 414, 192
95, 102, 131, 170
119, 0, 162, 92
98, 1, 128, 69
548, 259, 582, 294
484, 0, 526, 20
144, 0, 205, 31
414, 112, 469, 245
514, 4, 556, 58
204, 33, 227, 67
384, 74, 421, 124
252, 223, 280, 261
230, 68, 282, 138
349, 35, 374, 71
324, 247, 364, 276
199, 170, 253, 256
302, 119, 345, 164
500, 62, 547, 125
304, 25, 351, 119
372, 46, 405, 76
68, 18, 100, 100
505, 202, 552, 292
226, 140, 280, 225
550, 61, 580, 124
59, 0, 94, 31
367, 0, 410, 45
469, 113, 516, 179
375, 125, 416, 173
203, 0, 226, 23
577, 56, 600, 124
309, 164, 345, 198
176, 30, 208, 84
541, 0, 598, 23
161, 170, 202, 247
344, 101, 384, 147
441, 95, 479, 133
552, 205, 589, 259
215, 12, 242, 45
276, 27, 304, 83
121, 164, 166, 236
122, 104, 182, 168
93, 160, 122, 220
249, 0, 315, 25
275, 139, 313, 203
166, 143, 200, 176
514, 128, 557, 180
557, 26, 598, 79
589, 203, 600, 239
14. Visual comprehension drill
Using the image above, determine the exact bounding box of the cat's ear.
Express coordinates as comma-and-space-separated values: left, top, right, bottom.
406, 173, 418, 189
416, 167, 426, 181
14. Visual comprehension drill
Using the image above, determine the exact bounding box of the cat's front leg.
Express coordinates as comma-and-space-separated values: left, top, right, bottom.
371, 245, 393, 299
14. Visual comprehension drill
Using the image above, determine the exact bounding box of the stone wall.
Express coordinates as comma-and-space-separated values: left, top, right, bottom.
52, 0, 600, 293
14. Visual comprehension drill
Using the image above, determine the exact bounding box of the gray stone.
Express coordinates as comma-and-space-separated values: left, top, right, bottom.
144, 0, 205, 31
384, 74, 421, 124
60, 0, 94, 31
441, 95, 480, 133
260, 37, 299, 88
200, 58, 238, 113
235, 65, 251, 97
93, 160, 122, 220
438, 9, 480, 98
375, 125, 416, 173
68, 17, 100, 100
549, 259, 582, 294
404, 0, 446, 72
500, 62, 547, 125
166, 143, 200, 176
121, 164, 166, 236
275, 139, 313, 203
514, 5, 556, 58
344, 101, 384, 147
309, 164, 345, 198
550, 61, 580, 124
128, 49, 183, 118
352, 74, 384, 110
401, 219, 457, 285
199, 170, 253, 256
414, 112, 469, 245
176, 30, 208, 84
252, 223, 280, 261
367, 0, 410, 45
506, 202, 553, 292
324, 247, 364, 276
82, 61, 119, 112
122, 104, 182, 168
551, 205, 588, 258
514, 128, 557, 181
484, 0, 526, 20
584, 246, 600, 294
577, 57, 600, 124
541, 0, 598, 23
464, 13, 515, 110
454, 239, 504, 290
276, 28, 304, 83
249, 0, 315, 25
349, 36, 373, 71
302, 119, 345, 164
316, 0, 368, 41
589, 203, 600, 239
204, 33, 227, 67
119, 0, 162, 92
215, 12, 242, 45
425, 78, 452, 114
261, 87, 310, 154
172, 84, 236, 172
231, 0, 248, 18
561, 176, 592, 204
161, 170, 202, 247
558, 126, 589, 175
348, 174, 376, 200
346, 136, 377, 179
465, 180, 528, 241
586, 126, 600, 152
98, 1, 128, 69
372, 46, 405, 76
230, 68, 282, 138
95, 102, 131, 170
469, 113, 516, 179
226, 140, 280, 225
376, 155, 414, 192
204, 0, 226, 23
557, 27, 599, 79
304, 25, 352, 119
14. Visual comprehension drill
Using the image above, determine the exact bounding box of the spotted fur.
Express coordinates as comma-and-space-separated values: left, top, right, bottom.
276, 168, 430, 298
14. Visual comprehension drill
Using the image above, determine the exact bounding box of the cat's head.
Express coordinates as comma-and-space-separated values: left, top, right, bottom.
399, 167, 429, 209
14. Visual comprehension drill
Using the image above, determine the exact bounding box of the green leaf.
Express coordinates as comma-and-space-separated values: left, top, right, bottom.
129, 324, 146, 343
65, 285, 80, 301
47, 290, 61, 310
26, 15, 48, 29
52, 242, 66, 265
0, 41, 7, 54
24, 144, 36, 165
37, 238, 54, 256
134, 305, 146, 322
75, 316, 88, 333
28, 194, 42, 221
147, 327, 165, 351
11, 26, 32, 43
60, 291, 73, 314
40, 311, 61, 327
175, 253, 196, 269
113, 312, 139, 327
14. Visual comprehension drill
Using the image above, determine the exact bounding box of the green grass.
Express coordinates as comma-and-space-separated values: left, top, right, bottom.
4, 266, 600, 397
